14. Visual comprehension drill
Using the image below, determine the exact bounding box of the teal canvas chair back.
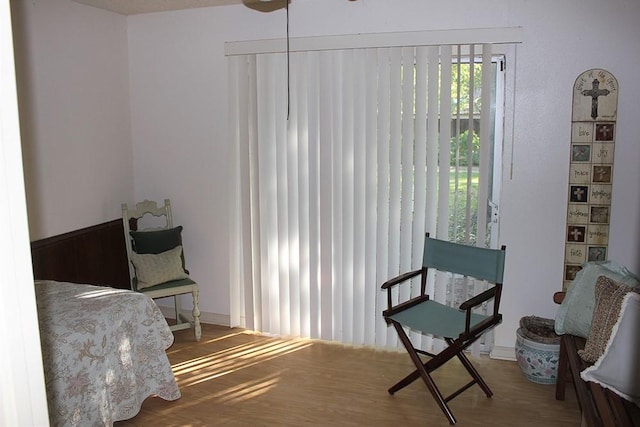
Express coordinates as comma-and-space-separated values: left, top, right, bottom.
423, 234, 506, 284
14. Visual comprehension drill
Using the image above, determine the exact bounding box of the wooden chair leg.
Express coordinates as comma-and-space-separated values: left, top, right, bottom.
555, 336, 568, 400
192, 288, 201, 341
388, 368, 421, 395
446, 338, 493, 398
175, 295, 183, 325
391, 322, 457, 425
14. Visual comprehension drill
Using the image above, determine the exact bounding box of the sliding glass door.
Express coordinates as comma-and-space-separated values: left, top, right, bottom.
228, 29, 519, 352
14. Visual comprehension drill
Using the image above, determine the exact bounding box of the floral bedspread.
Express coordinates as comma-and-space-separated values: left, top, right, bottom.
35, 280, 181, 426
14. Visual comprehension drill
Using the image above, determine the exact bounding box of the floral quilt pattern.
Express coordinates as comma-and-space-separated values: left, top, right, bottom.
35, 280, 180, 426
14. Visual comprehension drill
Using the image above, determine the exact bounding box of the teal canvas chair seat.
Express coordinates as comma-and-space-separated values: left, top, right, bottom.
382, 233, 506, 425
388, 300, 490, 339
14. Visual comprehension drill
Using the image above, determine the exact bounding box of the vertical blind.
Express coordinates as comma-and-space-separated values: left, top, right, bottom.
228, 29, 520, 349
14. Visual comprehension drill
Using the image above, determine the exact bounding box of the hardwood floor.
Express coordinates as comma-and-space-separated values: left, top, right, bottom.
116, 324, 581, 426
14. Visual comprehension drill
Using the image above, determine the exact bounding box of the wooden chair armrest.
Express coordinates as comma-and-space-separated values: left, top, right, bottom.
554, 291, 566, 304
464, 314, 503, 339
380, 269, 422, 290
381, 269, 424, 315
459, 287, 496, 311
383, 294, 430, 318
458, 287, 500, 337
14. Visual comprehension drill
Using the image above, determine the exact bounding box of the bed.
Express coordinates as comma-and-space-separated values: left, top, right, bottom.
30, 219, 181, 425
35, 279, 180, 426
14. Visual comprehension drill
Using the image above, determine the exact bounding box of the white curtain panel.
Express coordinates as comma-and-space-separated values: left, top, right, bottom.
228, 29, 520, 350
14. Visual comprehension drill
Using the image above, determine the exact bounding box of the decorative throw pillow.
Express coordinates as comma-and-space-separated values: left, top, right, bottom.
130, 225, 183, 254
554, 261, 640, 338
578, 276, 637, 363
130, 245, 189, 290
130, 226, 186, 271
581, 291, 640, 405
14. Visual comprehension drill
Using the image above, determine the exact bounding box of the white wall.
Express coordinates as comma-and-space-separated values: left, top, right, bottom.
13, 0, 640, 353
12, 0, 133, 240
498, 0, 640, 352
126, 0, 640, 351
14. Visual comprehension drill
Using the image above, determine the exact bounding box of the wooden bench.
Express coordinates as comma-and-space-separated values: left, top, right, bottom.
554, 292, 640, 427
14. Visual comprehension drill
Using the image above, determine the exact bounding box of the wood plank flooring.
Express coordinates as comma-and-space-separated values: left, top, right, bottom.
115, 324, 581, 426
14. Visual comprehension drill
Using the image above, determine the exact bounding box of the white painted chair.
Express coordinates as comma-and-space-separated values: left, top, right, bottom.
121, 199, 201, 341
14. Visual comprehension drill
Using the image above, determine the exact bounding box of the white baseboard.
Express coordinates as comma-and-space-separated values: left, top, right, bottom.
158, 306, 230, 327
157, 307, 518, 361
490, 345, 516, 361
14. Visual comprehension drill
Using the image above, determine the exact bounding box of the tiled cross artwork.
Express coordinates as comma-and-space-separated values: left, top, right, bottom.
563, 69, 618, 290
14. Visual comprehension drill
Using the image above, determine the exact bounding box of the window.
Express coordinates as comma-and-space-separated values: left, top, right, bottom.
228, 29, 520, 351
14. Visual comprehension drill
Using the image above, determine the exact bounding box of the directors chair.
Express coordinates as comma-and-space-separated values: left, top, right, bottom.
382, 233, 506, 424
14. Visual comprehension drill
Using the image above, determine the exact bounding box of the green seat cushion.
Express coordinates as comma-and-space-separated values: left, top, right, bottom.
389, 300, 489, 339
136, 277, 196, 293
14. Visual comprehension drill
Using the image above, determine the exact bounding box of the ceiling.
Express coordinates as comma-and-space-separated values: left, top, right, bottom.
71, 0, 253, 15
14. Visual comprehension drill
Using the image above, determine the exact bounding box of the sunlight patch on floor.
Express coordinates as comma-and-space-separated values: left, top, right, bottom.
171, 332, 313, 390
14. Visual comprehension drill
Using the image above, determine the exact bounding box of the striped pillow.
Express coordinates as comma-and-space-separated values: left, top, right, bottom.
578, 276, 637, 363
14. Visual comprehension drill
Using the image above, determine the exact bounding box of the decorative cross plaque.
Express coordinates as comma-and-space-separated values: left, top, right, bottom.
563, 69, 618, 289
582, 79, 610, 119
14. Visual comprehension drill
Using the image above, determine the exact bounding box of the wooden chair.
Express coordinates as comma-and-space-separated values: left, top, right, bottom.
122, 199, 201, 341
382, 233, 506, 425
